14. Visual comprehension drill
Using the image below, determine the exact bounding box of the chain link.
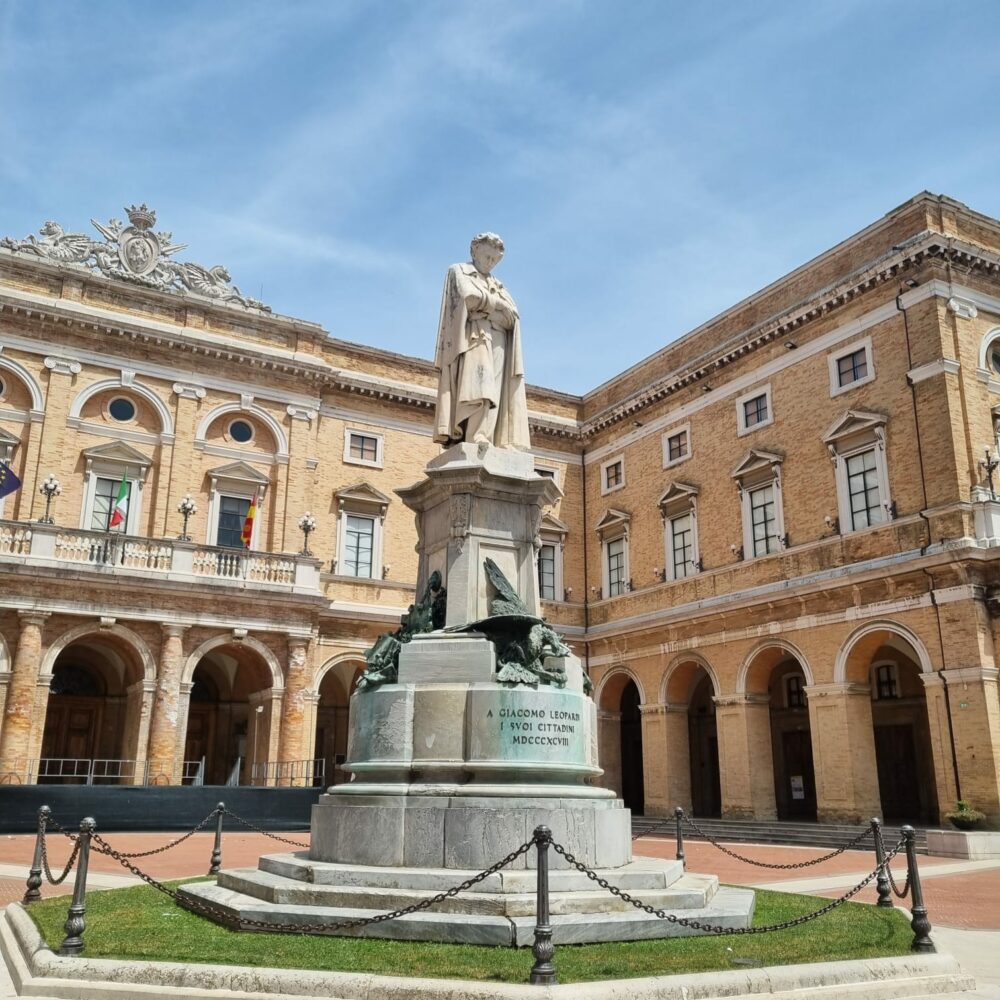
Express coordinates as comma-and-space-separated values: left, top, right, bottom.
550, 836, 905, 936
91, 833, 536, 935
39, 827, 81, 885
679, 812, 873, 869
220, 808, 310, 849
631, 815, 677, 842
874, 825, 910, 899
103, 808, 222, 859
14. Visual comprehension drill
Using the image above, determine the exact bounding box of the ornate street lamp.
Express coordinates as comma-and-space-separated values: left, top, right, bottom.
38, 475, 61, 525
298, 512, 316, 556
177, 494, 197, 541
980, 447, 1000, 500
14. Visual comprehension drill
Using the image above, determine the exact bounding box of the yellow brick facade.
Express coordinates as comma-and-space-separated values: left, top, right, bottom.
1, 192, 999, 828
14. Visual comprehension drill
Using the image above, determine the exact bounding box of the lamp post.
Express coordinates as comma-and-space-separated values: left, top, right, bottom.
980, 447, 1000, 500
298, 512, 316, 556
38, 475, 61, 524
177, 494, 197, 541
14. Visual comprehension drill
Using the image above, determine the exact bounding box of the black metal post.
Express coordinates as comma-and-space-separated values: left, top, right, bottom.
903, 825, 934, 952
23, 805, 50, 904
529, 825, 557, 986
871, 817, 893, 908
209, 802, 225, 875
675, 806, 686, 868
58, 817, 95, 956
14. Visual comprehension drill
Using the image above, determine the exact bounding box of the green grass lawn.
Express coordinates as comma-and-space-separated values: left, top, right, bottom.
26, 883, 913, 984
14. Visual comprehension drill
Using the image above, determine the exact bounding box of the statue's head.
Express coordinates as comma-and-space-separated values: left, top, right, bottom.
470, 232, 504, 276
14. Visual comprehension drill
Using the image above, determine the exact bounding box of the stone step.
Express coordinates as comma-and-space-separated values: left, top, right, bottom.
176, 880, 756, 946
258, 851, 686, 893
217, 866, 719, 917
632, 817, 928, 852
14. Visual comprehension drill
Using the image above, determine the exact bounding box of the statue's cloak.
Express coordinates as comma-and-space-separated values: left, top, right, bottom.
433, 262, 530, 451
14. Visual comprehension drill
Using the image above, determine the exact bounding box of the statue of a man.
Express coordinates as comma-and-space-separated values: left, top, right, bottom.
433, 232, 531, 451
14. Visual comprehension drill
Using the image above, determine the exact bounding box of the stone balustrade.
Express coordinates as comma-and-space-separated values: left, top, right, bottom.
0, 519, 322, 594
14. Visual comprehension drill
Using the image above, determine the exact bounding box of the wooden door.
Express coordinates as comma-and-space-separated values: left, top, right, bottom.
780, 729, 817, 820
183, 706, 215, 783
40, 698, 100, 782
689, 715, 721, 817
874, 724, 920, 822
619, 683, 645, 815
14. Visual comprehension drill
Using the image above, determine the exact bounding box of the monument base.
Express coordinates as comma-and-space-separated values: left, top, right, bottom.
179, 852, 756, 945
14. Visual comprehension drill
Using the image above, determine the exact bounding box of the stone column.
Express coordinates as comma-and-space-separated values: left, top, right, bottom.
277, 636, 313, 776
714, 694, 776, 820
806, 682, 881, 822
939, 667, 1000, 826
123, 680, 155, 784
919, 672, 961, 823
639, 703, 692, 816
0, 612, 49, 780
146, 625, 188, 784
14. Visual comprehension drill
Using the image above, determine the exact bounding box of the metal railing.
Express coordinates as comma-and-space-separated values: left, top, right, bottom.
250, 758, 325, 787
180, 758, 206, 786
28, 758, 148, 785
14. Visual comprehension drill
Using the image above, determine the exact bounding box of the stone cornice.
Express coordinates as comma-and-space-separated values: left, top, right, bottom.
581, 232, 1000, 437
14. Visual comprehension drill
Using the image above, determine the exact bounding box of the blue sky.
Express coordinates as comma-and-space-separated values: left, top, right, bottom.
2, 1, 999, 395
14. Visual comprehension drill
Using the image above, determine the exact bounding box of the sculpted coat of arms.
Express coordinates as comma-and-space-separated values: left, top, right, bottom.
1, 204, 269, 312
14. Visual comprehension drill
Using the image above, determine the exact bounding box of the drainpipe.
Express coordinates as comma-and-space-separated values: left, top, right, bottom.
581, 445, 590, 681
897, 286, 963, 804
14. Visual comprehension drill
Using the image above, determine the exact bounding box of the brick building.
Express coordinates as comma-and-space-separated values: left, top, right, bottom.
1, 193, 999, 827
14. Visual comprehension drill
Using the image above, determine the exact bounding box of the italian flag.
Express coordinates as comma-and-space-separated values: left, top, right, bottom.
240, 489, 261, 548
108, 474, 129, 529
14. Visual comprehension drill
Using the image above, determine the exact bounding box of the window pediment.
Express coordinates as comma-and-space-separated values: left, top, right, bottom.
731, 448, 783, 490
658, 481, 699, 520
0, 427, 18, 463
596, 507, 630, 541
207, 460, 271, 488
336, 482, 391, 520
540, 511, 568, 538
823, 410, 887, 452
82, 440, 153, 484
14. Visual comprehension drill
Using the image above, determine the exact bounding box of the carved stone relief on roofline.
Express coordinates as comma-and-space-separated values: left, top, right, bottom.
1, 204, 270, 313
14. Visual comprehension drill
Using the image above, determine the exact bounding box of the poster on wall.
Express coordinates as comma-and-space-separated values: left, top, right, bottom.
790, 775, 805, 800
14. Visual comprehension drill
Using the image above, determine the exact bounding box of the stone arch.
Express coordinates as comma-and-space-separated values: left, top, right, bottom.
68, 378, 174, 437
182, 634, 285, 691
834, 620, 933, 685
738, 638, 815, 694
661, 652, 720, 705
196, 402, 288, 457
40, 621, 156, 683
595, 666, 645, 710
310, 652, 365, 697
977, 325, 1000, 373
0, 355, 44, 411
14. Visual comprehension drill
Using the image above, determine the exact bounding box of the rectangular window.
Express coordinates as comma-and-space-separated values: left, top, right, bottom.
846, 448, 883, 530
667, 430, 688, 463
216, 494, 251, 548
785, 675, 805, 709
837, 348, 869, 387
749, 484, 779, 556
605, 461, 623, 490
89, 476, 133, 534
343, 514, 375, 578
349, 433, 379, 463
607, 537, 626, 596
743, 393, 769, 428
535, 468, 557, 479
875, 664, 898, 700
538, 544, 556, 600
670, 513, 693, 579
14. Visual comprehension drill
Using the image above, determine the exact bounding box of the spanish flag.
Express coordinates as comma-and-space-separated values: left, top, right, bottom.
240, 489, 262, 548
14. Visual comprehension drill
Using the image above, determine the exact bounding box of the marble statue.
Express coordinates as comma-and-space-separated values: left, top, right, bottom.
433, 233, 531, 451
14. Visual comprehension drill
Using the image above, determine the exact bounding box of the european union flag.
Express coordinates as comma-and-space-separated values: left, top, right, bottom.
0, 461, 22, 500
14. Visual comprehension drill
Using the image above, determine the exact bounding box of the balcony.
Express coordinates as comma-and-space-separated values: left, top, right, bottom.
0, 519, 322, 595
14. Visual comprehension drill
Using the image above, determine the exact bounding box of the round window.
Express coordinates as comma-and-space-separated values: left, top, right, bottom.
990, 345, 1000, 377
229, 419, 254, 443
108, 397, 136, 422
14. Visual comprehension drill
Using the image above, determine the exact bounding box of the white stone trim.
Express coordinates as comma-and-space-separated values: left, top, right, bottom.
205, 470, 268, 549
735, 384, 773, 436
181, 633, 285, 691
342, 428, 385, 469
196, 402, 289, 458
0, 353, 44, 410
833, 619, 934, 683
68, 376, 175, 438
828, 336, 875, 396
79, 458, 145, 536
661, 423, 691, 469
909, 358, 961, 384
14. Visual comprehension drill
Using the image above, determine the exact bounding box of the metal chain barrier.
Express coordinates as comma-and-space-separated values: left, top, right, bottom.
90, 832, 536, 935
39, 827, 82, 886
874, 824, 910, 899
220, 807, 310, 849
549, 835, 906, 936
103, 807, 222, 859
679, 810, 874, 870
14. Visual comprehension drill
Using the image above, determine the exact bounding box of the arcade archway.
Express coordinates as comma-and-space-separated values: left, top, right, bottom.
313, 657, 363, 786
